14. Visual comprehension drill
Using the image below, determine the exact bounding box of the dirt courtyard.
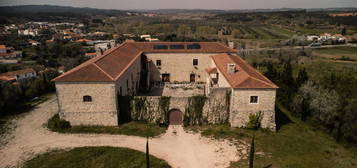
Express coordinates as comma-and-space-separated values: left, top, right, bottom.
0, 96, 248, 168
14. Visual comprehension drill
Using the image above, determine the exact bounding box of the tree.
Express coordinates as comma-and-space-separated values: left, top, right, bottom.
341, 27, 347, 36
296, 68, 308, 87
232, 29, 241, 38
248, 135, 255, 168
341, 99, 357, 142
177, 24, 192, 36
264, 62, 278, 82
146, 136, 150, 168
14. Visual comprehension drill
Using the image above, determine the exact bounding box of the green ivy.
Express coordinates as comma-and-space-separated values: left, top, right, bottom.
184, 95, 207, 126
159, 96, 171, 123
132, 97, 147, 121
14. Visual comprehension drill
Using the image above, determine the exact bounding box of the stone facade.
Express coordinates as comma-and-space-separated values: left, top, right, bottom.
56, 82, 118, 126
229, 88, 276, 131
129, 88, 231, 125
114, 55, 142, 96
146, 53, 216, 83
54, 42, 277, 131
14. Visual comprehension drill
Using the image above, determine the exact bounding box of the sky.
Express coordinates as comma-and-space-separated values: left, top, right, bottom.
0, 0, 356, 10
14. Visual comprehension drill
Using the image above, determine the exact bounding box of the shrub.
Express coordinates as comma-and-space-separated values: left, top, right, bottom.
47, 114, 71, 132
246, 112, 262, 130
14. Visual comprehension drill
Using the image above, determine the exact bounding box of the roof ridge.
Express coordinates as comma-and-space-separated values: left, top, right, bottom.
240, 76, 277, 88
93, 42, 128, 64
231, 55, 278, 88
92, 63, 114, 81
211, 54, 233, 88
114, 51, 143, 81
53, 42, 128, 82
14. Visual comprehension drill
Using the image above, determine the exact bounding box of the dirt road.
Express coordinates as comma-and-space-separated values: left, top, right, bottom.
0, 96, 247, 168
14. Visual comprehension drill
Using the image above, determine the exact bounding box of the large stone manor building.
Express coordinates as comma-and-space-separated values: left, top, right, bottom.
53, 41, 278, 130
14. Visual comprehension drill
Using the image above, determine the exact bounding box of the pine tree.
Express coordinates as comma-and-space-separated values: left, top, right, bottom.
296, 68, 308, 87
146, 136, 150, 168
248, 135, 255, 168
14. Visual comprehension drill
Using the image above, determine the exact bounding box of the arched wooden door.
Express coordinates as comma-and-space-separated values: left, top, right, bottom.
168, 109, 183, 125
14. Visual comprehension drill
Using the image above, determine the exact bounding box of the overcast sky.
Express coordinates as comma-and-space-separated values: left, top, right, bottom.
0, 0, 356, 10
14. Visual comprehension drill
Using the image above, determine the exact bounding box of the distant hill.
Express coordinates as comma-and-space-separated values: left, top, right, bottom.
0, 5, 131, 17
137, 7, 357, 14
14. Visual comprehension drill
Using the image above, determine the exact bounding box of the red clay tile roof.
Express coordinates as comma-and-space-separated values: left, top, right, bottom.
85, 52, 97, 56
205, 67, 218, 74
130, 42, 237, 53
212, 53, 278, 89
53, 42, 235, 82
0, 68, 36, 77
0, 76, 16, 81
53, 42, 142, 82
0, 45, 6, 49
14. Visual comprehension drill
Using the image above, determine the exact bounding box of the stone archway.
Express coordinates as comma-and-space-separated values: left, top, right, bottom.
168, 109, 183, 125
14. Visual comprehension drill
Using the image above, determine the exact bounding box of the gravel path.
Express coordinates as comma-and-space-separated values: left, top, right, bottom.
0, 96, 247, 168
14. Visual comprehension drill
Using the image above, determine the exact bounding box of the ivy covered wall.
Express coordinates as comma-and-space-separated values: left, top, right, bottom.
118, 88, 231, 126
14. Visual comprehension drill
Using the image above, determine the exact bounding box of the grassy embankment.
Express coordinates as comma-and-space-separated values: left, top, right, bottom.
188, 103, 357, 168
47, 114, 166, 137
23, 146, 171, 168
313, 46, 357, 63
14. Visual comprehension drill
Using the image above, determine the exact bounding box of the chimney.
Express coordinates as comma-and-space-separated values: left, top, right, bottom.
110, 40, 116, 48
227, 63, 236, 74
228, 41, 235, 49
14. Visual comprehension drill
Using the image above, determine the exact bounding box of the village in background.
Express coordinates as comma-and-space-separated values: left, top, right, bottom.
0, 5, 356, 168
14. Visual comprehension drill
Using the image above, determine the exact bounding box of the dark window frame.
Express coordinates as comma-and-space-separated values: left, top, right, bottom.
156, 60, 161, 66
250, 96, 258, 104
83, 95, 92, 102
193, 59, 198, 66
187, 43, 201, 49
170, 44, 185, 49
153, 45, 168, 50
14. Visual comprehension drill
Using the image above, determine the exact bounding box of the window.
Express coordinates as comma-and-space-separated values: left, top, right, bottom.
190, 74, 195, 83
193, 59, 198, 66
119, 87, 122, 96
156, 60, 161, 66
250, 96, 258, 104
153, 45, 168, 50
83, 95, 92, 102
187, 43, 201, 49
170, 45, 184, 49
162, 73, 170, 82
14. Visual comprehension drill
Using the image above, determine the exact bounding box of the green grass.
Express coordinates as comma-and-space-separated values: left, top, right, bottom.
314, 47, 357, 55
47, 114, 166, 137
23, 146, 171, 168
187, 103, 357, 168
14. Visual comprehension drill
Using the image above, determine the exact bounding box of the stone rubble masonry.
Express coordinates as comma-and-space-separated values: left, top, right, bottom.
56, 82, 118, 126
229, 88, 277, 131
55, 83, 277, 131
130, 88, 231, 125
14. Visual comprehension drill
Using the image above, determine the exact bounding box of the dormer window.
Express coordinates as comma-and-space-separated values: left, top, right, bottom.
83, 95, 92, 102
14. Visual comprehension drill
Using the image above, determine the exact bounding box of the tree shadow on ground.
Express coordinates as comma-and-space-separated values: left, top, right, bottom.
275, 105, 293, 131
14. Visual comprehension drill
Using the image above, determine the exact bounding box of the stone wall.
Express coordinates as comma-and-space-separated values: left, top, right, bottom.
143, 83, 205, 97
229, 88, 276, 131
114, 55, 141, 96
56, 82, 118, 126
56, 82, 276, 130
146, 53, 218, 83
127, 87, 231, 125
